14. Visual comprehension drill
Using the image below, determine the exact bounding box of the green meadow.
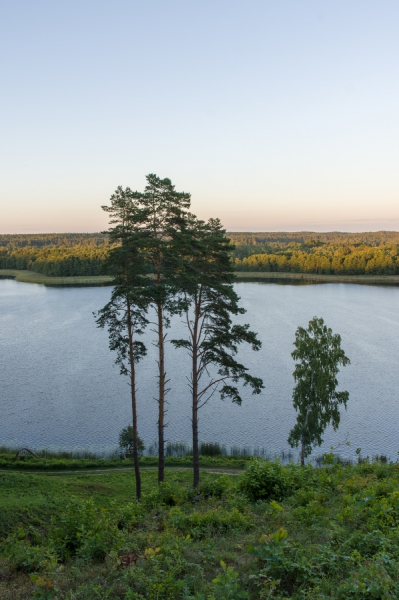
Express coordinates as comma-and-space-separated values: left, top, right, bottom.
2, 458, 399, 599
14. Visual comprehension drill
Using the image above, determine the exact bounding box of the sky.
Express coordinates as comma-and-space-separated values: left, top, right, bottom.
1, 0, 399, 233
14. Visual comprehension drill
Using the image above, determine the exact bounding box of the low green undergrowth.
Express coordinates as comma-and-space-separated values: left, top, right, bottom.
2, 459, 399, 599
0, 453, 249, 471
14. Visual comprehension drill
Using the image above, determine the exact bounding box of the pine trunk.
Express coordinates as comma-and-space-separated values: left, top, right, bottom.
157, 300, 165, 483
300, 435, 305, 466
192, 301, 199, 487
127, 300, 141, 499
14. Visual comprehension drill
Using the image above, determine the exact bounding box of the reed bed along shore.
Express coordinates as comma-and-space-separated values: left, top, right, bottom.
234, 271, 399, 285
2, 268, 399, 286
0, 443, 390, 470
0, 269, 113, 286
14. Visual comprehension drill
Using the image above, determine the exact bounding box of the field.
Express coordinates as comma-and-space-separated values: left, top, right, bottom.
2, 457, 399, 599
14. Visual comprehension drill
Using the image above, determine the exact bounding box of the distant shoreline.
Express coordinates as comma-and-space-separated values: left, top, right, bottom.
2, 268, 399, 287
0, 269, 113, 286
234, 271, 399, 286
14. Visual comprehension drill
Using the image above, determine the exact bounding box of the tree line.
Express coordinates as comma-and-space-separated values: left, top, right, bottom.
235, 242, 399, 274
0, 233, 108, 248
96, 175, 350, 499
2, 231, 399, 277
0, 245, 109, 276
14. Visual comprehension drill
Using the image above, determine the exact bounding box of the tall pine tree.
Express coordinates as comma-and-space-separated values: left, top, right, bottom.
171, 217, 264, 487
139, 174, 191, 483
96, 187, 149, 499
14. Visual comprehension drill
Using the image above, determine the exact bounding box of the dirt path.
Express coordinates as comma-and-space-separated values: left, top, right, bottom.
1, 466, 243, 477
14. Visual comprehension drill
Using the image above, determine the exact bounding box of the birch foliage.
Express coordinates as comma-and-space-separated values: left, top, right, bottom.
288, 317, 350, 464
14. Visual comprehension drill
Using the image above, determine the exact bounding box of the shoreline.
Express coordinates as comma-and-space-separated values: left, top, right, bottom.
2, 268, 399, 287
234, 271, 399, 286
0, 269, 113, 286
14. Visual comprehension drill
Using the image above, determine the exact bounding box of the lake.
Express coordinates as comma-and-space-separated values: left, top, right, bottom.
1, 278, 398, 461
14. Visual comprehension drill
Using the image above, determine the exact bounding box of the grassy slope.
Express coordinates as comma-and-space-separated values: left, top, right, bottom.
2, 462, 399, 599
0, 469, 195, 538
2, 268, 399, 287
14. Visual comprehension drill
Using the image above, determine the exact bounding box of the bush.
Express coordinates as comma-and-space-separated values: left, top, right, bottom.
210, 560, 248, 599
144, 481, 190, 509
246, 528, 290, 576
51, 499, 126, 561
197, 475, 232, 499
239, 459, 289, 501
167, 506, 252, 538
3, 527, 58, 572
337, 555, 399, 598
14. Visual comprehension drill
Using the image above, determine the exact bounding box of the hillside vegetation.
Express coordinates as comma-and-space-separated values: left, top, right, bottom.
230, 232, 399, 275
1, 232, 399, 277
2, 458, 399, 599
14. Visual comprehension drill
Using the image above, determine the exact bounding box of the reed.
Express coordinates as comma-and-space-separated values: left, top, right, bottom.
0, 269, 113, 286
0, 445, 118, 460
235, 271, 399, 286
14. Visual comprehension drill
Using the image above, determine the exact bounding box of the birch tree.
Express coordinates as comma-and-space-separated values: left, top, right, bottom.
288, 317, 350, 465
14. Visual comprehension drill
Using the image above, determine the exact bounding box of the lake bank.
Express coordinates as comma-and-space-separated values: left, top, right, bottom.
0, 269, 113, 286
2, 268, 399, 287
235, 271, 399, 285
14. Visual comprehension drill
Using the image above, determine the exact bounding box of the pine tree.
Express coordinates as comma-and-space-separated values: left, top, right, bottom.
139, 174, 191, 483
171, 217, 264, 487
95, 187, 149, 499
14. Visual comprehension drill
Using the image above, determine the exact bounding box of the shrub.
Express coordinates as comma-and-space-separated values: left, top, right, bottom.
239, 459, 289, 501
246, 528, 290, 576
167, 506, 252, 538
122, 535, 192, 599
113, 502, 144, 531
337, 555, 399, 599
197, 475, 232, 499
144, 481, 190, 508
210, 560, 248, 599
51, 499, 126, 561
3, 528, 58, 572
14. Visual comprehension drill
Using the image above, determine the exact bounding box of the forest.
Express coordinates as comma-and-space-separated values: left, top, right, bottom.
1, 231, 399, 277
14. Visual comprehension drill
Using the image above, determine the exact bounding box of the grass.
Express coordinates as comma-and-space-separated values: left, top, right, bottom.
0, 269, 113, 286
0, 443, 297, 472
0, 469, 188, 538
2, 268, 399, 287
0, 451, 253, 473
2, 459, 399, 599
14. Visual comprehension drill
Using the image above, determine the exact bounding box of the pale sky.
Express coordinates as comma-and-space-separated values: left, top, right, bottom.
1, 0, 399, 233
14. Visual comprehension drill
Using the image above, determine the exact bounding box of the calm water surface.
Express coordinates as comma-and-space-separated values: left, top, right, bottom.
1, 279, 398, 460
